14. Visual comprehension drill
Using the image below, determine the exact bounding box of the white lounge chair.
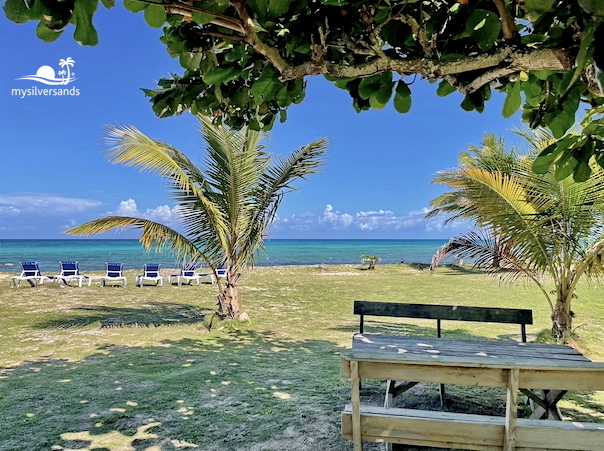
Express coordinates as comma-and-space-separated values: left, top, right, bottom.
136, 263, 164, 287
12, 262, 54, 287
101, 262, 127, 288
169, 263, 203, 286
57, 261, 92, 287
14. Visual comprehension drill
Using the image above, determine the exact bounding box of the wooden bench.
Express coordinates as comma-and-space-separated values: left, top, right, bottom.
342, 404, 604, 451
354, 301, 534, 407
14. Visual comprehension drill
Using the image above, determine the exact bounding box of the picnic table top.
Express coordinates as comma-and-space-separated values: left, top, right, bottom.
342, 333, 604, 370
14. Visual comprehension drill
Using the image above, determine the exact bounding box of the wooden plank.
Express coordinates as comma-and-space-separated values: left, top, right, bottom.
350, 361, 362, 451
352, 335, 591, 363
515, 417, 604, 451
519, 370, 604, 391
341, 406, 604, 451
340, 355, 351, 378
357, 361, 510, 387
354, 301, 533, 324
504, 369, 519, 451
342, 405, 505, 450
348, 351, 602, 371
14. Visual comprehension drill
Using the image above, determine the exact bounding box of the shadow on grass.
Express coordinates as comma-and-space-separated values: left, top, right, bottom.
31, 302, 213, 328
0, 330, 355, 451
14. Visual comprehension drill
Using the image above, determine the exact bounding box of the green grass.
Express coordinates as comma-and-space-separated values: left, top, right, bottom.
0, 264, 603, 450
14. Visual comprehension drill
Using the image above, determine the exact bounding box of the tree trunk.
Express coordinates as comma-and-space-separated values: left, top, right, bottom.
216, 281, 241, 319
551, 298, 573, 342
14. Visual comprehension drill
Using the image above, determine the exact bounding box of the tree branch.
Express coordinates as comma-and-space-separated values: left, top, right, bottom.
280, 47, 570, 92
133, 0, 245, 33
230, 0, 290, 73
493, 0, 519, 41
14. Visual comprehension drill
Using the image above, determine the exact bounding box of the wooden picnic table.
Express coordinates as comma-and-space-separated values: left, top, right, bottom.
341, 333, 604, 451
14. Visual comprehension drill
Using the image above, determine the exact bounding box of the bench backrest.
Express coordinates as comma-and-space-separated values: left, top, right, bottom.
354, 301, 533, 342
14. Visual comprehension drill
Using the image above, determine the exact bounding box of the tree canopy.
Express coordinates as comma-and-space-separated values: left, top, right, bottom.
5, 0, 604, 179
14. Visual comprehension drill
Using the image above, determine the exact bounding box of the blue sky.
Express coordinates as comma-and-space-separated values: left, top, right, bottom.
1, 5, 526, 240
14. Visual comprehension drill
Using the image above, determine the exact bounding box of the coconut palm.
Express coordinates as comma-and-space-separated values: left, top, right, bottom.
65, 115, 327, 319
427, 130, 604, 341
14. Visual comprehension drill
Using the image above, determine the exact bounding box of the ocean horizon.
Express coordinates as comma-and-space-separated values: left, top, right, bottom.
0, 239, 448, 273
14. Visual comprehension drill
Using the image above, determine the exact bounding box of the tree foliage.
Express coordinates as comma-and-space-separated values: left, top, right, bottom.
4, 0, 604, 175
428, 130, 604, 341
64, 115, 328, 318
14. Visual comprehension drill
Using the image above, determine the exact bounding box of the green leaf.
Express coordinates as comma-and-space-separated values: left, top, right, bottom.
460, 95, 475, 112
559, 19, 600, 97
578, 0, 604, 16
358, 75, 381, 100
532, 142, 561, 174
573, 160, 592, 182
4, 0, 32, 23
554, 150, 579, 180
202, 66, 240, 85
521, 77, 545, 107
101, 0, 115, 9
247, 0, 268, 22
36, 22, 64, 42
369, 82, 394, 110
524, 0, 556, 22
466, 10, 501, 52
192, 11, 216, 24
251, 67, 282, 101
268, 0, 293, 19
179, 52, 203, 70
331, 77, 355, 90
123, 0, 146, 13
436, 80, 456, 97
73, 0, 99, 46
393, 81, 412, 113
572, 139, 595, 182
144, 3, 166, 28
503, 81, 521, 118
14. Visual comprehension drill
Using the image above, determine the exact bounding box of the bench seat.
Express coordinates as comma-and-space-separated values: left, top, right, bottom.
342, 404, 604, 451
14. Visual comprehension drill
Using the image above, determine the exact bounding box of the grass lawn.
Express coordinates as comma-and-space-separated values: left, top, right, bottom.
0, 264, 603, 451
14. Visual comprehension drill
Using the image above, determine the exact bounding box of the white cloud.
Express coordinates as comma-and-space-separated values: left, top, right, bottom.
112, 198, 177, 224
0, 193, 102, 213
116, 198, 138, 216
271, 204, 471, 238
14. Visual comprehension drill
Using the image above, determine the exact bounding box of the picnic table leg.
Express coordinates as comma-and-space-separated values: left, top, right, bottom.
503, 368, 519, 451
526, 389, 565, 420
351, 360, 363, 451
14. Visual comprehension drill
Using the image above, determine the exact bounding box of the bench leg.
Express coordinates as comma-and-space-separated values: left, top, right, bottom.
439, 383, 446, 408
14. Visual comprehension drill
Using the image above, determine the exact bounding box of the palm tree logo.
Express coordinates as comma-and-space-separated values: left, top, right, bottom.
59, 58, 75, 85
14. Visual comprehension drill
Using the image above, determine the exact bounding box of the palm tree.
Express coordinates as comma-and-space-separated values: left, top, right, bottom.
65, 115, 327, 319
427, 133, 519, 268
59, 57, 74, 84
427, 130, 604, 341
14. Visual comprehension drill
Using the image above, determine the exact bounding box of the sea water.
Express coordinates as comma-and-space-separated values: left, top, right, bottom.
0, 239, 447, 273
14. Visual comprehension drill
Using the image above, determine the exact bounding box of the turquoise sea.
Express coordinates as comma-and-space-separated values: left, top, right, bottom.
0, 239, 447, 273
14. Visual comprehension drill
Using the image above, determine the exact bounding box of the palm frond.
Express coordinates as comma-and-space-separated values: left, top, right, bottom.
65, 216, 208, 264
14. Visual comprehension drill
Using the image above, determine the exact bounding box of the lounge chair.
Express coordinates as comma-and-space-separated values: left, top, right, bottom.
11, 262, 54, 287
100, 262, 127, 288
216, 267, 227, 281
57, 261, 92, 287
169, 263, 203, 286
135, 263, 164, 287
